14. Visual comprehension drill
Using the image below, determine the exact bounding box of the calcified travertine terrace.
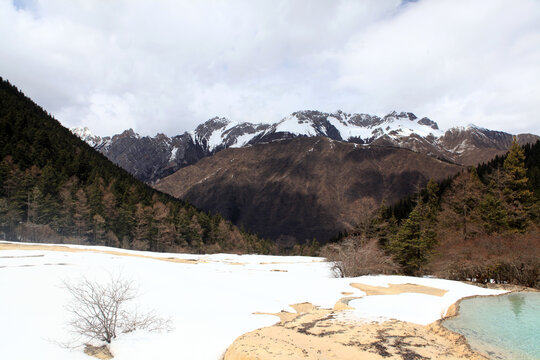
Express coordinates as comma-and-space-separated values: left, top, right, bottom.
0, 242, 504, 359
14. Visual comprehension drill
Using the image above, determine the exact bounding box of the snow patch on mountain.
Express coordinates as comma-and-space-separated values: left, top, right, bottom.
169, 147, 179, 163
71, 110, 539, 183
327, 114, 373, 140
70, 126, 112, 151
229, 131, 264, 148
273, 114, 320, 136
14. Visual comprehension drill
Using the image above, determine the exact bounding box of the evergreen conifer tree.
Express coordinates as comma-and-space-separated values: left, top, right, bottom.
390, 179, 439, 275
502, 138, 533, 232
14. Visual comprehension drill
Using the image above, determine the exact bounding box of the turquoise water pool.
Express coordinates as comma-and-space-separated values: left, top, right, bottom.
442, 292, 540, 359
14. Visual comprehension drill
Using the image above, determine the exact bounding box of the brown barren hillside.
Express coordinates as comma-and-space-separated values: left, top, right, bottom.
155, 137, 463, 244
437, 129, 539, 166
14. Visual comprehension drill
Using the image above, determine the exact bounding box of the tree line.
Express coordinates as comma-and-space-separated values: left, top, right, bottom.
324, 139, 540, 288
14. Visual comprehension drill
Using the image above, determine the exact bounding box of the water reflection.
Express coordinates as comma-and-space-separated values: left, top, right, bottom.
443, 292, 540, 360
508, 294, 525, 318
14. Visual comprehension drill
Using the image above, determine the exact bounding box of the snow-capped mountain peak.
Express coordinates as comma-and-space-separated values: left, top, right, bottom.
70, 126, 92, 139
71, 110, 538, 183
259, 110, 443, 144
70, 126, 112, 150
191, 117, 271, 151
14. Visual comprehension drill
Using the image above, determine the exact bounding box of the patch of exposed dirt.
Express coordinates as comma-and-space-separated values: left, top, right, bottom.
84, 344, 113, 359
333, 297, 362, 311
0, 243, 201, 264
350, 283, 448, 297
224, 302, 487, 360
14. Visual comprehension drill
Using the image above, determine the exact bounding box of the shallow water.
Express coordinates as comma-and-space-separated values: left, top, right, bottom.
442, 292, 540, 360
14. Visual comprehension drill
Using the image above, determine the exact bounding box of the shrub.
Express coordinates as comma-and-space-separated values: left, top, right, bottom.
64, 275, 171, 345
321, 238, 398, 278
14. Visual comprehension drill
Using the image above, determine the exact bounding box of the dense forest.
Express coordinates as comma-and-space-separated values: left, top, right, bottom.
0, 77, 275, 254
324, 139, 540, 288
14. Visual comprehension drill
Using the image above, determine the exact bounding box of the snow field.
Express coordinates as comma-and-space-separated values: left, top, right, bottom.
0, 242, 505, 359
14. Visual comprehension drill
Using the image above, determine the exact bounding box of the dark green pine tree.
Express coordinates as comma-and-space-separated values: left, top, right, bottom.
524, 141, 540, 201
502, 137, 534, 232
390, 179, 439, 275
479, 188, 508, 234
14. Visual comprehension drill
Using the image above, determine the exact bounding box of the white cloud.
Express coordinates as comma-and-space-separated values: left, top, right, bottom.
1, 0, 539, 136
331, 0, 540, 133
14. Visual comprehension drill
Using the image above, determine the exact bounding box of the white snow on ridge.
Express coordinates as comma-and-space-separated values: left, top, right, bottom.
70, 126, 102, 147
73, 111, 452, 156
206, 120, 237, 150
327, 115, 374, 140
70, 126, 113, 151
203, 121, 269, 150
328, 113, 444, 142
168, 146, 178, 162
70, 126, 92, 139
228, 130, 265, 148
0, 242, 506, 360
375, 116, 443, 139
273, 114, 318, 136
265, 111, 444, 142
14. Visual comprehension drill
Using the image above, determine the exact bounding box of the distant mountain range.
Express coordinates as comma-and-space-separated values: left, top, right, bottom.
72, 110, 538, 183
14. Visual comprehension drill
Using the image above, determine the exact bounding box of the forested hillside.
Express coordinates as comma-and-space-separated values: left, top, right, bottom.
0, 78, 274, 254
324, 139, 540, 288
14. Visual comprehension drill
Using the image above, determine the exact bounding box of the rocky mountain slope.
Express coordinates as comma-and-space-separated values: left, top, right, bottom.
73, 111, 538, 183
154, 137, 463, 245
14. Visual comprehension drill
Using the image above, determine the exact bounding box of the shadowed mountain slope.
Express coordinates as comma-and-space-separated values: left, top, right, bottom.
155, 137, 463, 244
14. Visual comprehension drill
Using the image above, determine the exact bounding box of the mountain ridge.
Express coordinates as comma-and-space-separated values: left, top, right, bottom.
72, 110, 539, 183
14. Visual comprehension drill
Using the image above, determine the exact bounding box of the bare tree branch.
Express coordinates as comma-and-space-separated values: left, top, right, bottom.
322, 238, 398, 278
64, 275, 172, 345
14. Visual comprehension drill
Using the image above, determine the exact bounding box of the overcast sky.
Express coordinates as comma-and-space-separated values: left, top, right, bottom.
1, 0, 539, 137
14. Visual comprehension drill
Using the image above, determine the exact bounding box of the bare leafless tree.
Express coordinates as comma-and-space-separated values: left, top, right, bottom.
64, 275, 171, 345
322, 238, 398, 278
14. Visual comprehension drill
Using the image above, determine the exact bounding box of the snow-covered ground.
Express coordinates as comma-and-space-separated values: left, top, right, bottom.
0, 242, 505, 359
